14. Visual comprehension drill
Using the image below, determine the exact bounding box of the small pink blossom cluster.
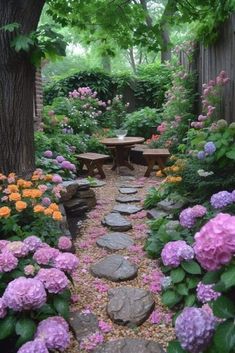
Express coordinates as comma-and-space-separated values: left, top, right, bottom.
179, 205, 207, 229
194, 213, 235, 270
157, 122, 167, 134
58, 236, 72, 251
161, 240, 194, 268
133, 223, 149, 239
69, 87, 97, 99
142, 270, 163, 293
191, 71, 229, 129
98, 320, 112, 333
130, 211, 147, 220
80, 332, 104, 351
93, 278, 109, 293
150, 309, 172, 325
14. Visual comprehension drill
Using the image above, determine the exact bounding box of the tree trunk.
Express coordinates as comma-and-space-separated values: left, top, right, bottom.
160, 0, 177, 63
128, 48, 137, 74
0, 0, 45, 176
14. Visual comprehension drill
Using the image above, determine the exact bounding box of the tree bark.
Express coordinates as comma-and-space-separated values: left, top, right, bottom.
128, 48, 137, 74
160, 0, 177, 63
0, 0, 45, 176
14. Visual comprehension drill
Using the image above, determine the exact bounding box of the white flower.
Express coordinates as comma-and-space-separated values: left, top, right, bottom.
197, 169, 214, 177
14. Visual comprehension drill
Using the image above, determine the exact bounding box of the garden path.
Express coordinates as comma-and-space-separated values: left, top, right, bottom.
66, 165, 175, 353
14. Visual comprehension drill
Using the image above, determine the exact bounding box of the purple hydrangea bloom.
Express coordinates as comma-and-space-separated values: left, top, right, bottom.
43, 150, 53, 158
192, 205, 207, 218
56, 155, 65, 163
197, 151, 205, 160
33, 247, 60, 265
196, 282, 221, 303
52, 174, 63, 183
58, 236, 72, 251
0, 297, 7, 318
175, 307, 215, 353
210, 191, 233, 209
41, 197, 52, 207
204, 141, 216, 155
0, 240, 9, 252
231, 190, 235, 202
36, 268, 69, 293
54, 252, 79, 273
35, 317, 70, 351
23, 236, 42, 252
3, 277, 47, 311
0, 251, 18, 272
17, 339, 49, 353
161, 240, 194, 268
5, 241, 29, 258
61, 160, 72, 169
179, 208, 195, 228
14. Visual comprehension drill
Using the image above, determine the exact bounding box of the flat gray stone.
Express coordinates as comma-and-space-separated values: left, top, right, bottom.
165, 220, 180, 231
107, 287, 154, 326
119, 184, 144, 189
116, 195, 141, 203
119, 188, 138, 195
157, 198, 185, 213
147, 209, 168, 220
102, 213, 132, 231
94, 339, 166, 353
90, 255, 137, 282
113, 204, 143, 215
69, 311, 98, 342
96, 233, 134, 250
78, 178, 106, 188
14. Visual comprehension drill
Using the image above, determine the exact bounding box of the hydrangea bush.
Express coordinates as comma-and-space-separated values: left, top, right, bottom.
0, 236, 79, 351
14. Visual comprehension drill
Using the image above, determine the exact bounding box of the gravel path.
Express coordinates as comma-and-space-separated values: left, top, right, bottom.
65, 165, 175, 352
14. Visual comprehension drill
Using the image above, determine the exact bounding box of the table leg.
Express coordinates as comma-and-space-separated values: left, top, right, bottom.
115, 146, 134, 171
95, 161, 106, 179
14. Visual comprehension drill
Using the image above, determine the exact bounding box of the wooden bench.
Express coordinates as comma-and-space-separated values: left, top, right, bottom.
143, 149, 170, 177
76, 153, 110, 179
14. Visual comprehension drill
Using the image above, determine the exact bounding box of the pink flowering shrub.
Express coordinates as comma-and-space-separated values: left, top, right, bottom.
194, 213, 235, 271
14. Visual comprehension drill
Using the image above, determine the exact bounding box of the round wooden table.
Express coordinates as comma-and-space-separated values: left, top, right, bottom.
101, 137, 145, 171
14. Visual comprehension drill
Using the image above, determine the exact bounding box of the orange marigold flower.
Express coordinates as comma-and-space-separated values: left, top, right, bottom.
31, 189, 42, 198
52, 211, 63, 221
31, 175, 40, 181
9, 192, 21, 201
7, 184, 19, 193
44, 208, 54, 216
49, 203, 59, 211
33, 204, 45, 213
22, 189, 32, 198
156, 170, 164, 177
0, 206, 11, 218
15, 201, 27, 212
172, 166, 180, 173
44, 174, 53, 181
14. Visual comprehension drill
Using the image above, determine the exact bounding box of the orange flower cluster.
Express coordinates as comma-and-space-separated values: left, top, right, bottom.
0, 171, 62, 222
156, 158, 184, 184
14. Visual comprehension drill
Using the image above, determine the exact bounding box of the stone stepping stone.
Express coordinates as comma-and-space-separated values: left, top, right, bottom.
157, 198, 185, 213
69, 311, 99, 342
119, 188, 138, 195
112, 204, 143, 215
107, 287, 154, 326
90, 255, 137, 282
116, 195, 141, 203
146, 208, 169, 220
119, 184, 144, 189
102, 213, 132, 231
96, 233, 134, 250
94, 339, 166, 353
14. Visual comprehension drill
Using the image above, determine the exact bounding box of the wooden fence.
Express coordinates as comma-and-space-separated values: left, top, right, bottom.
180, 13, 235, 123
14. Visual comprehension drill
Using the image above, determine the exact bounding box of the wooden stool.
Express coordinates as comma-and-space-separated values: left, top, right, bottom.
76, 153, 110, 179
143, 149, 170, 177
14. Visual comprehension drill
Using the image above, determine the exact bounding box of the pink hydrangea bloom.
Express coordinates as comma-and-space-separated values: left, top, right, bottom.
36, 268, 69, 293
0, 297, 7, 318
24, 265, 35, 276
58, 236, 72, 251
5, 241, 29, 258
35, 317, 70, 351
33, 247, 60, 265
52, 174, 63, 183
179, 208, 195, 228
196, 282, 221, 303
0, 250, 18, 272
17, 339, 49, 353
0, 240, 9, 251
23, 236, 42, 252
161, 240, 194, 268
194, 213, 235, 270
54, 252, 79, 273
3, 277, 47, 311
192, 205, 207, 217
43, 150, 53, 158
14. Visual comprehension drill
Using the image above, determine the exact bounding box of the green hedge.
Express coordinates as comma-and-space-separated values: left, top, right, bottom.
43, 66, 172, 109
